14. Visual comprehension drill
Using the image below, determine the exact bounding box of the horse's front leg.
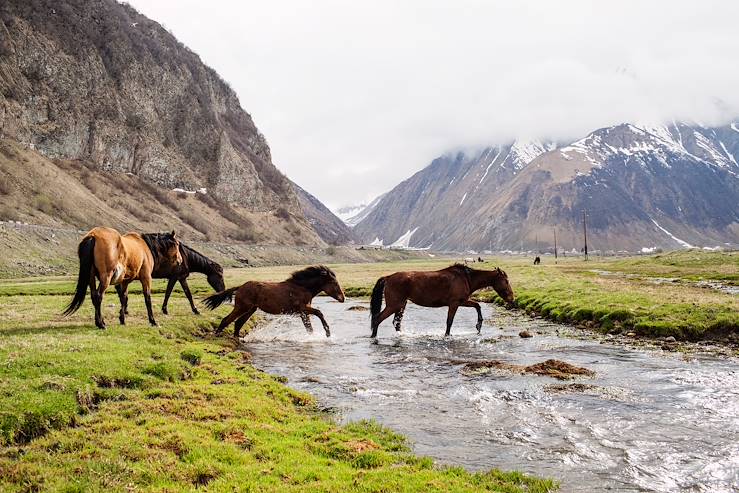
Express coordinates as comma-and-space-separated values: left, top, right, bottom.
304, 306, 331, 337
180, 278, 200, 315
445, 303, 460, 337
162, 278, 177, 315
461, 300, 483, 333
299, 312, 313, 334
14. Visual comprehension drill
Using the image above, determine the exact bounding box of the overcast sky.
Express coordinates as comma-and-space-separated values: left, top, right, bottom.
128, 0, 739, 210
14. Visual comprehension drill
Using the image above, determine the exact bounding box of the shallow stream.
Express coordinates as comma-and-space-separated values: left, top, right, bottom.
244, 299, 739, 492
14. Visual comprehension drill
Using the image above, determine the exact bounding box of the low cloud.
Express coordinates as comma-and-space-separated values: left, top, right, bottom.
129, 0, 739, 209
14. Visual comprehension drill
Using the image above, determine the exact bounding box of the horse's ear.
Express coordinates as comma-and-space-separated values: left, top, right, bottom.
171, 230, 177, 239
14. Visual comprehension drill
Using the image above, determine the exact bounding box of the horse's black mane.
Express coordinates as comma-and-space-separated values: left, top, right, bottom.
446, 263, 504, 279
446, 263, 474, 277
288, 265, 337, 288
141, 232, 177, 262
180, 243, 221, 275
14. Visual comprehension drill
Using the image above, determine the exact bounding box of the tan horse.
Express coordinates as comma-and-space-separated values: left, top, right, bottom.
370, 264, 515, 337
203, 265, 345, 338
63, 227, 182, 329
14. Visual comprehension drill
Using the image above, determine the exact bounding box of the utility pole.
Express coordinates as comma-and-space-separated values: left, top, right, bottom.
582, 210, 589, 261
553, 227, 558, 264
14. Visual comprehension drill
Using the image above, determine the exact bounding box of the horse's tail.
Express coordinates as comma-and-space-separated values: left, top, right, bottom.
63, 236, 95, 316
203, 286, 239, 310
370, 277, 386, 326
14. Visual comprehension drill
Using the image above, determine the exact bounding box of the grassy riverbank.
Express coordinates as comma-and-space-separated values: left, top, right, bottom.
0, 281, 555, 492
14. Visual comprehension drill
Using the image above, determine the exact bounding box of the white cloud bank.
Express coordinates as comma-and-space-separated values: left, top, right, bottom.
127, 0, 739, 209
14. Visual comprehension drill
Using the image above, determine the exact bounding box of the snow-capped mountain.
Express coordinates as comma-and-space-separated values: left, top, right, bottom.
354, 122, 739, 251
334, 193, 386, 227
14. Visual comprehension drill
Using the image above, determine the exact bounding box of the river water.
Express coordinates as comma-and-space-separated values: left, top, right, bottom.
244, 299, 739, 492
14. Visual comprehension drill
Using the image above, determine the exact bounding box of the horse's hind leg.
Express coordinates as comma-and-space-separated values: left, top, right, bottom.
116, 282, 130, 325
89, 272, 103, 329
371, 306, 397, 338
392, 302, 407, 332
215, 308, 241, 335
300, 312, 313, 334
461, 300, 483, 333
233, 307, 257, 338
93, 274, 110, 330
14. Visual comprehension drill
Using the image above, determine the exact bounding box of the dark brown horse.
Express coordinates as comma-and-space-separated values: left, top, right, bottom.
203, 265, 345, 338
64, 227, 182, 328
369, 264, 515, 337
148, 241, 225, 315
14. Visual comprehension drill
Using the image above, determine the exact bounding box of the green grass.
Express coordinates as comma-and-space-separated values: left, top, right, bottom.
0, 278, 556, 492
469, 251, 738, 341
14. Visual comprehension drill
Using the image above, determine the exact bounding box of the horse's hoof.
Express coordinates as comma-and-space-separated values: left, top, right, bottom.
149, 321, 158, 327
193, 309, 200, 315
162, 308, 168, 315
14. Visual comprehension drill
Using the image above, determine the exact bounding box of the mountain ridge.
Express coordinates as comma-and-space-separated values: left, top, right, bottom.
354, 121, 739, 252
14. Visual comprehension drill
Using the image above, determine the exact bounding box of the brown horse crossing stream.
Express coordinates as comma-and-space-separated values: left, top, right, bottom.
243, 298, 739, 492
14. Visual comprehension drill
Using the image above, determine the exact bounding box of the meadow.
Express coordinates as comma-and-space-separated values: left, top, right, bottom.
0, 272, 555, 492
1, 249, 736, 491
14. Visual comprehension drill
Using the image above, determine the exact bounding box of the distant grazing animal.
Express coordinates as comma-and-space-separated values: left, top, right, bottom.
149, 241, 225, 315
203, 265, 345, 338
477, 257, 484, 263
370, 264, 515, 337
63, 227, 182, 329
464, 257, 474, 265
534, 256, 541, 265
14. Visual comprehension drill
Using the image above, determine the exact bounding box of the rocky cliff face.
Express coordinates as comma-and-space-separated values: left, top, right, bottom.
0, 0, 303, 218
355, 123, 739, 252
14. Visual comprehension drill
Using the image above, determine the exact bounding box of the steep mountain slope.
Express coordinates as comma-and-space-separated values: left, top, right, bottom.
0, 0, 334, 245
0, 139, 317, 245
294, 184, 357, 245
353, 139, 557, 248
355, 123, 739, 251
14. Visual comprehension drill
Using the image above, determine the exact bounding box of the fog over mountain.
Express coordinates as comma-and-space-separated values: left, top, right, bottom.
127, 0, 739, 209
353, 121, 739, 251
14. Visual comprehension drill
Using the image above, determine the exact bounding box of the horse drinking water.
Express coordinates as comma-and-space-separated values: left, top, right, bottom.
370, 264, 515, 337
63, 227, 182, 329
203, 265, 345, 338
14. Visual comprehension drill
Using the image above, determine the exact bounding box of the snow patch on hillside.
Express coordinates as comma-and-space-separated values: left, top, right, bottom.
390, 228, 418, 248
650, 218, 694, 248
509, 139, 555, 169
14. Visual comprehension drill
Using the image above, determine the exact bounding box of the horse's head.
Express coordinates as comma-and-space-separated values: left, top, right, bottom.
321, 267, 345, 303
491, 267, 514, 305
207, 263, 226, 292
163, 231, 183, 266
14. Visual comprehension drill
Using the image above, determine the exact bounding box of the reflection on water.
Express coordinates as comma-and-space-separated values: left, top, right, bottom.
244, 299, 739, 492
